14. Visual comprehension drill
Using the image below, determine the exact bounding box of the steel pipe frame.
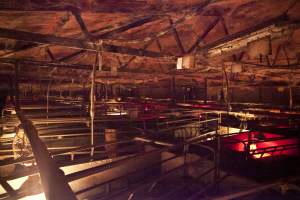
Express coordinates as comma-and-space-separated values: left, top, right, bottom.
0, 139, 140, 180
158, 118, 219, 133
64, 130, 219, 185
198, 14, 299, 57
0, 144, 143, 199
101, 139, 220, 200
74, 154, 180, 196
1, 102, 220, 199
152, 143, 219, 200
98, 151, 197, 200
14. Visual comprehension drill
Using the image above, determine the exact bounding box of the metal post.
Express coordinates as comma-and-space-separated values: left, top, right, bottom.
105, 82, 108, 101
14, 63, 20, 108
289, 86, 293, 111
46, 81, 51, 120
90, 49, 100, 157
183, 143, 189, 178
204, 78, 208, 104
246, 132, 251, 160
171, 75, 176, 104
214, 126, 221, 191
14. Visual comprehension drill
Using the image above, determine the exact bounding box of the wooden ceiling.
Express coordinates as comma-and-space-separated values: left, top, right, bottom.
0, 0, 299, 88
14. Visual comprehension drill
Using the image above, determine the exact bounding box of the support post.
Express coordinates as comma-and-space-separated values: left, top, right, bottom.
90, 50, 99, 157
214, 126, 221, 191
204, 78, 208, 104
171, 75, 176, 104
46, 81, 51, 120
289, 86, 293, 111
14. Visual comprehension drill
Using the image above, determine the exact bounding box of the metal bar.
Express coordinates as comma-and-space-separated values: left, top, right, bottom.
0, 27, 169, 58
198, 14, 289, 53
90, 50, 98, 156
249, 143, 299, 155
58, 50, 87, 62
204, 78, 208, 104
187, 17, 220, 53
119, 39, 156, 69
0, 58, 174, 79
71, 9, 92, 40
289, 85, 293, 111
169, 18, 185, 54
46, 47, 56, 61
96, 15, 161, 39
188, 173, 230, 200
75, 154, 180, 195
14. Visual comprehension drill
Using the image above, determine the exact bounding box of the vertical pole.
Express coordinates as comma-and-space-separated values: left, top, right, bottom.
183, 143, 189, 178
204, 78, 208, 104
14, 63, 20, 109
171, 75, 176, 104
214, 125, 221, 190
289, 67, 293, 111
223, 67, 230, 112
46, 81, 51, 120
90, 50, 99, 157
105, 82, 108, 101
289, 86, 293, 111
259, 85, 263, 103
246, 132, 251, 160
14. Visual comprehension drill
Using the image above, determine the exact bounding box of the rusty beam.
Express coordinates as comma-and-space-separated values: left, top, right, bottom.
156, 39, 163, 52
46, 47, 56, 61
240, 61, 300, 69
96, 15, 161, 39
118, 39, 156, 69
272, 44, 282, 66
198, 14, 288, 54
58, 50, 87, 62
70, 9, 93, 40
169, 18, 185, 54
187, 17, 220, 53
0, 27, 169, 58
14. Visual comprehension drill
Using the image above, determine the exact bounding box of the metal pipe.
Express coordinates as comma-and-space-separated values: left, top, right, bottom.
90, 54, 96, 157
